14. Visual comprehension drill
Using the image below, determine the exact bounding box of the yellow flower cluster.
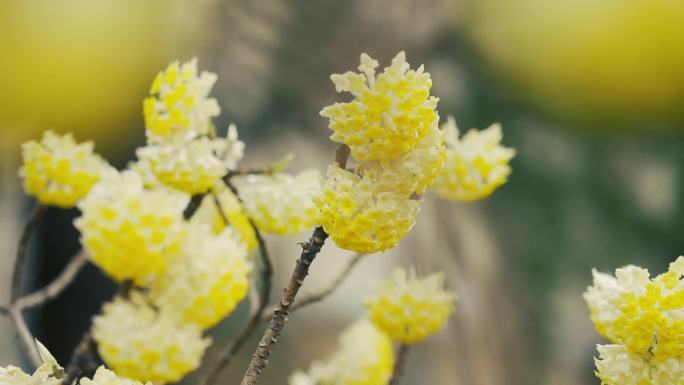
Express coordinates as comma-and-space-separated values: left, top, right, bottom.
234, 169, 321, 235
149, 223, 251, 329
585, 256, 684, 384
75, 170, 188, 285
143, 58, 220, 143
1, 342, 150, 385
289, 319, 394, 385
594, 344, 684, 385
317, 52, 445, 253
316, 166, 420, 253
320, 52, 439, 161
140, 58, 244, 194
19, 130, 109, 208
433, 117, 516, 202
75, 170, 188, 283
366, 267, 456, 344
92, 294, 211, 384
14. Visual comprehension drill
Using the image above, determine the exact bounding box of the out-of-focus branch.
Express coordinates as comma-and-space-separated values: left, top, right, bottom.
11, 204, 44, 303
200, 183, 274, 385
8, 203, 45, 368
15, 250, 88, 310
240, 226, 328, 385
389, 344, 411, 385
258, 252, 367, 323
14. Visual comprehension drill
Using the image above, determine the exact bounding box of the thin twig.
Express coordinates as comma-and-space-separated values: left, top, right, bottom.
240, 226, 328, 385
11, 204, 45, 303
184, 193, 207, 220
258, 252, 367, 323
225, 167, 273, 179
389, 344, 411, 385
15, 250, 88, 310
201, 184, 275, 385
8, 203, 45, 368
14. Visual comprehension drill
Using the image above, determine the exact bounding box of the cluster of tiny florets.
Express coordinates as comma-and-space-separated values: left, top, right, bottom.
585, 256, 684, 384
433, 117, 516, 202
289, 319, 394, 385
75, 170, 188, 285
366, 267, 456, 343
92, 294, 211, 384
234, 169, 321, 236
149, 223, 251, 328
317, 52, 445, 253
143, 58, 220, 143
19, 130, 110, 208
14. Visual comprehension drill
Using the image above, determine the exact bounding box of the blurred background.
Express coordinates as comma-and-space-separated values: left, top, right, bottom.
1, 0, 684, 384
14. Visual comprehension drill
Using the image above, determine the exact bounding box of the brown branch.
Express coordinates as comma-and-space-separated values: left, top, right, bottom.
184, 193, 207, 219
389, 344, 411, 385
200, 183, 275, 385
11, 204, 44, 303
8, 203, 45, 368
225, 167, 272, 179
257, 252, 367, 323
15, 250, 88, 310
239, 226, 328, 385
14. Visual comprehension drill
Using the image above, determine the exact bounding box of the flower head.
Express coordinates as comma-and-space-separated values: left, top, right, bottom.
320, 52, 439, 161
143, 58, 220, 143
433, 117, 515, 202
315, 165, 419, 253
75, 170, 188, 285
80, 366, 151, 385
149, 222, 251, 328
594, 344, 684, 385
584, 256, 684, 359
93, 294, 210, 384
289, 319, 394, 385
234, 169, 321, 235
19, 130, 110, 208
366, 267, 456, 343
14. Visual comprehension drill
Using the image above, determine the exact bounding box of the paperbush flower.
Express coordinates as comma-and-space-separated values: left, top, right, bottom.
143, 58, 220, 143
0, 344, 63, 385
357, 125, 445, 196
136, 137, 228, 195
192, 186, 257, 253
93, 294, 210, 384
150, 222, 251, 328
80, 367, 151, 385
366, 267, 456, 343
433, 117, 515, 202
289, 319, 394, 385
584, 256, 684, 359
75, 170, 188, 285
315, 165, 419, 253
19, 130, 109, 208
234, 169, 321, 235
595, 344, 684, 385
320, 52, 439, 161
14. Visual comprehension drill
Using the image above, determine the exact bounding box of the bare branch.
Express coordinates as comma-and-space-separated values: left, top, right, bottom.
15, 250, 88, 310
9, 306, 41, 367
389, 344, 411, 385
11, 204, 44, 303
258, 252, 367, 323
240, 226, 328, 385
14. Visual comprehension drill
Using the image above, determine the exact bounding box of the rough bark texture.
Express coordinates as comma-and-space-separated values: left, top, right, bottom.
389, 344, 411, 385
239, 226, 328, 385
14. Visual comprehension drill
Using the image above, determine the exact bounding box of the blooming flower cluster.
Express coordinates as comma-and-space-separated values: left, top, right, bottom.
584, 256, 684, 384
433, 117, 516, 202
1, 342, 150, 385
19, 130, 110, 208
93, 294, 211, 384
366, 267, 456, 343
234, 169, 321, 235
289, 319, 394, 385
317, 52, 445, 253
